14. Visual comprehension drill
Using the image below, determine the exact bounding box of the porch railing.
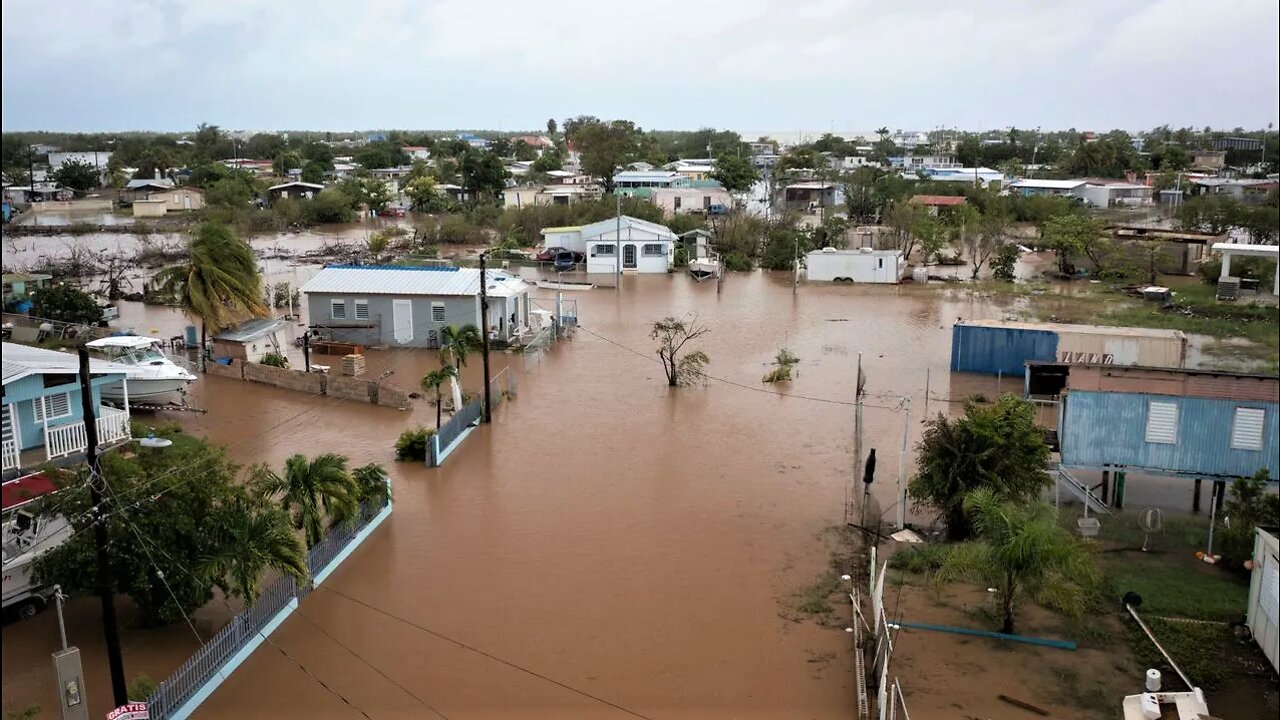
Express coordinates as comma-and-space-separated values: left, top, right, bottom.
1, 440, 18, 472
44, 406, 131, 461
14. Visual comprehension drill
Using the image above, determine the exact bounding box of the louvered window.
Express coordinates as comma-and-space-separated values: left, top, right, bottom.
1145, 401, 1178, 444
1231, 407, 1266, 450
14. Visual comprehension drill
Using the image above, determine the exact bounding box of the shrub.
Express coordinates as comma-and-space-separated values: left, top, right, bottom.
304, 189, 357, 224
762, 348, 799, 383
394, 426, 436, 461
31, 284, 102, 325
991, 243, 1019, 280
259, 352, 289, 368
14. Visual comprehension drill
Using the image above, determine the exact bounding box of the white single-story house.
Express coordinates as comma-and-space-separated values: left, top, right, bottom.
132, 187, 206, 216
1008, 178, 1087, 198
211, 318, 289, 363
539, 215, 677, 274
502, 184, 598, 208
805, 247, 907, 283
301, 265, 532, 347
613, 171, 690, 195
1079, 182, 1153, 208
650, 185, 733, 217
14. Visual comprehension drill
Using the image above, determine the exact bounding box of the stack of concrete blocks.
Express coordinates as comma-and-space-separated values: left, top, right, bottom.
341, 354, 366, 377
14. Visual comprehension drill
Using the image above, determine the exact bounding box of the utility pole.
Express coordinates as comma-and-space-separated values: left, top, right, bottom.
29, 144, 36, 196
615, 186, 622, 290
302, 333, 311, 373
77, 346, 128, 707
896, 397, 910, 530
849, 352, 865, 526
478, 252, 492, 424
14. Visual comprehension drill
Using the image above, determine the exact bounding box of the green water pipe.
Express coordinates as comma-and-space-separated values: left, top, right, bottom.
889, 621, 1077, 650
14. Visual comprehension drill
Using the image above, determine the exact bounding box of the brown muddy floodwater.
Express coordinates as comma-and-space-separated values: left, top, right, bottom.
4, 267, 1026, 720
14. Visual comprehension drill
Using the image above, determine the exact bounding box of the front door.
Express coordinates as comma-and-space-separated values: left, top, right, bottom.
392, 299, 414, 344
623, 244, 637, 269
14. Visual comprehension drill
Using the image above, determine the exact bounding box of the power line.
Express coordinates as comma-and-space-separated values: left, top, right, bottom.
317, 585, 658, 720
290, 608, 451, 720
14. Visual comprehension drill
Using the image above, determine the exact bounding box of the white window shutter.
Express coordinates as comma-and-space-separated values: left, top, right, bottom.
1231, 407, 1266, 450
1145, 401, 1178, 444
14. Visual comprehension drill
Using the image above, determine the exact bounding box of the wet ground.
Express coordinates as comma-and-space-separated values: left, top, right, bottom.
2, 232, 1270, 718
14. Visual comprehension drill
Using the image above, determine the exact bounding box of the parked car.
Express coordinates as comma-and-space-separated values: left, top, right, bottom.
382, 207, 406, 218
537, 247, 584, 263
706, 204, 730, 216
552, 251, 577, 272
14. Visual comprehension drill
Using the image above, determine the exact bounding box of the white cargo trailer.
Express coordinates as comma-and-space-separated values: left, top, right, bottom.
804, 247, 907, 283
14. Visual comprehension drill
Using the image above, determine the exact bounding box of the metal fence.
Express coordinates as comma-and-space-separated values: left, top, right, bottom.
428, 396, 483, 466
145, 490, 391, 718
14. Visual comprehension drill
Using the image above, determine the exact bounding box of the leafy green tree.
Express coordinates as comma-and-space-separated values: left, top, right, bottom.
914, 214, 948, 263
1041, 214, 1104, 275
759, 226, 810, 270
909, 395, 1052, 541
52, 159, 100, 192
273, 151, 302, 176
1220, 469, 1280, 569
354, 141, 409, 170
934, 488, 1097, 633
884, 201, 930, 261
31, 284, 102, 325
34, 431, 303, 625
300, 161, 326, 184
301, 141, 335, 166
459, 150, 509, 202
991, 243, 1019, 280
651, 316, 710, 387
530, 149, 564, 173
153, 222, 268, 342
512, 140, 538, 161
405, 176, 447, 213
205, 177, 253, 208
199, 495, 307, 603
709, 152, 759, 194
351, 463, 391, 507
305, 188, 357, 223
421, 365, 459, 428
252, 454, 359, 548
571, 118, 642, 193
340, 177, 393, 212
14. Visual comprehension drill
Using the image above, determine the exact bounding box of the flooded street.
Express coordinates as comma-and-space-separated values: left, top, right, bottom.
2, 235, 1255, 719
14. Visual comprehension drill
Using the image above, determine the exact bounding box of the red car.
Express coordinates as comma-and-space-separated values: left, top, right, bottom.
381, 207, 406, 218
536, 246, 584, 263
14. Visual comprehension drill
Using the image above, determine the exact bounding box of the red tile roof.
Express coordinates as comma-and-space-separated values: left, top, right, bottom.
2, 473, 59, 512
910, 195, 967, 206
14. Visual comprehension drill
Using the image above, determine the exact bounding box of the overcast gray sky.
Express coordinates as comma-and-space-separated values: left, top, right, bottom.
3, 0, 1278, 134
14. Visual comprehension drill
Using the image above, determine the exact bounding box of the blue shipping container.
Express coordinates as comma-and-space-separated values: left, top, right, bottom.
950, 324, 1059, 375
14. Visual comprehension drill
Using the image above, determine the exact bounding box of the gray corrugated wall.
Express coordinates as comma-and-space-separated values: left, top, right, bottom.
305, 293, 478, 348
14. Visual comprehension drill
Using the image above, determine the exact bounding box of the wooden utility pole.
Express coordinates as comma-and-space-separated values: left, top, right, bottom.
479, 252, 492, 424
850, 352, 865, 526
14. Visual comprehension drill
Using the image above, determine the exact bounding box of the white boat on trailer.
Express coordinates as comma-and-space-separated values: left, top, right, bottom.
85, 336, 197, 404
689, 253, 720, 282
682, 229, 720, 282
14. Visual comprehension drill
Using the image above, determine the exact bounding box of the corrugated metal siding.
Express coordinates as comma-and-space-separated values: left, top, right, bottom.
950, 325, 1058, 375
1062, 390, 1279, 477
1053, 330, 1186, 367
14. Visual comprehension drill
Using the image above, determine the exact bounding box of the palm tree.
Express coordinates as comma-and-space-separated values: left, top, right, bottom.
199, 496, 307, 603
439, 324, 483, 411
421, 365, 458, 428
934, 488, 1097, 634
153, 222, 268, 349
351, 463, 391, 508
253, 454, 358, 548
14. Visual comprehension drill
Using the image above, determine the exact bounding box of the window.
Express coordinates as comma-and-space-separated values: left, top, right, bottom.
33, 393, 72, 422
330, 300, 347, 320
593, 244, 615, 257
1231, 407, 1266, 450
354, 299, 369, 320
1145, 401, 1178, 444
431, 303, 446, 322
642, 243, 664, 256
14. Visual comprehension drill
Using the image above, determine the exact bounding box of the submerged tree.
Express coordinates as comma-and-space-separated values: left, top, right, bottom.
439, 324, 483, 411
935, 488, 1097, 634
153, 222, 268, 345
909, 395, 1051, 540
763, 348, 800, 383
651, 316, 710, 387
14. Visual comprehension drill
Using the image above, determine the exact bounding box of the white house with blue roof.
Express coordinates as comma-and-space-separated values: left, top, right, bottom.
301, 265, 532, 348
2, 343, 133, 478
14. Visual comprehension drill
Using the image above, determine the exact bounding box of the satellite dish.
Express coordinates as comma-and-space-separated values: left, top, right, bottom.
138, 435, 173, 449
1138, 507, 1163, 552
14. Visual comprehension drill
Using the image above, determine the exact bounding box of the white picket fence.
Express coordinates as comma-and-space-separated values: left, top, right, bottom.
44, 406, 131, 460
1, 439, 18, 472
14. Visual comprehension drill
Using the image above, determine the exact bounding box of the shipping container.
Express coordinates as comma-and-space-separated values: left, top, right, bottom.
950, 320, 1187, 375
804, 247, 906, 283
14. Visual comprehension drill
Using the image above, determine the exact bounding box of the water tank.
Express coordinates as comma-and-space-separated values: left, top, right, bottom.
912, 267, 929, 284
1145, 668, 1161, 691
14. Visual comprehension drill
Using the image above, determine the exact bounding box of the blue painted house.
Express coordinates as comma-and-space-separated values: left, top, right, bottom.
2, 343, 132, 478
1060, 364, 1279, 479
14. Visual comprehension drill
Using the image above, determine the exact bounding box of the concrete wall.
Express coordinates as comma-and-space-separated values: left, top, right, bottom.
306, 292, 480, 348
133, 200, 168, 217
29, 199, 114, 213
203, 359, 409, 409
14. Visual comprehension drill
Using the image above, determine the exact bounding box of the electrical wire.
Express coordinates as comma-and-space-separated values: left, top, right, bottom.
317, 585, 658, 720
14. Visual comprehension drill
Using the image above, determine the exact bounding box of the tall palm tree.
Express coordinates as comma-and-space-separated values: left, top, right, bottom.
252, 454, 358, 548
154, 222, 268, 349
199, 496, 307, 604
934, 488, 1097, 634
439, 324, 482, 412
421, 365, 458, 428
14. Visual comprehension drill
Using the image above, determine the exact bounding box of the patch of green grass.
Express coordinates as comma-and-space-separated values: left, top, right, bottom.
795, 570, 843, 616
1128, 617, 1231, 689
886, 544, 947, 574
1103, 555, 1247, 623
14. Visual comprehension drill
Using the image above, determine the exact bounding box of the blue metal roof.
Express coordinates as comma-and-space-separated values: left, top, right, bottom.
325, 264, 459, 272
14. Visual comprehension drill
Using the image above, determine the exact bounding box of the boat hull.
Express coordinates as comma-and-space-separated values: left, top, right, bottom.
99, 377, 193, 404
689, 262, 718, 282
